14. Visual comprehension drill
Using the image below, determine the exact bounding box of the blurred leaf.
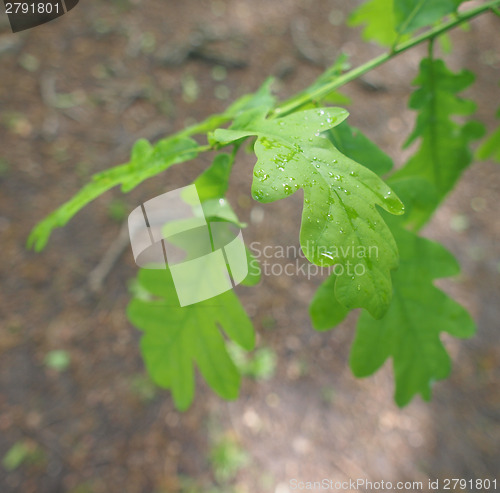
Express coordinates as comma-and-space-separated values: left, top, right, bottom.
350, 227, 475, 406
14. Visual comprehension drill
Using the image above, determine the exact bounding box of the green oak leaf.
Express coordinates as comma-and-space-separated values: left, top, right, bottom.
127, 269, 255, 411
310, 122, 395, 328
389, 58, 485, 229
348, 0, 400, 47
214, 107, 404, 318
350, 226, 475, 406
394, 0, 460, 35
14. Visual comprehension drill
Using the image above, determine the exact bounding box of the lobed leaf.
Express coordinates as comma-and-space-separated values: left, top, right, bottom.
350, 226, 475, 406
128, 268, 255, 411
214, 108, 404, 318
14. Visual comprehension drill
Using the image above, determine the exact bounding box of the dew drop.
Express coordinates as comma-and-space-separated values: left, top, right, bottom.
253, 189, 264, 200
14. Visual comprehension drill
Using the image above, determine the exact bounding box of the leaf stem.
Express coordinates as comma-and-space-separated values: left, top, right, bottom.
274, 0, 500, 117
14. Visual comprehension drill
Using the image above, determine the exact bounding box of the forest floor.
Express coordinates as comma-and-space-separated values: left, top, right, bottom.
0, 0, 499, 492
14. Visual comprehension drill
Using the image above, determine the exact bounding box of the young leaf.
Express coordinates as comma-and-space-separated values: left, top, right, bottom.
214, 108, 404, 318
127, 268, 255, 410
28, 136, 199, 251
350, 227, 475, 406
477, 107, 500, 163
389, 58, 484, 229
349, 0, 399, 47
393, 0, 459, 35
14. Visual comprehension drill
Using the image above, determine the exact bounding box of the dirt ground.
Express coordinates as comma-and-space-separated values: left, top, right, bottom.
0, 1, 499, 492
